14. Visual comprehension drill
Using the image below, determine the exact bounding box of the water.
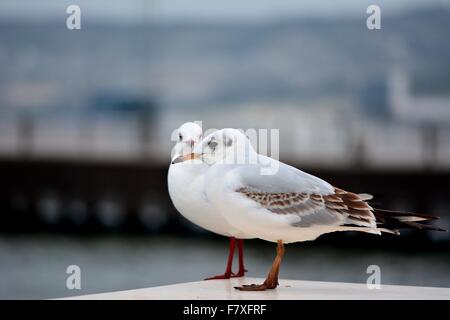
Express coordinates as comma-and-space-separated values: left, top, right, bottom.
1, 234, 449, 299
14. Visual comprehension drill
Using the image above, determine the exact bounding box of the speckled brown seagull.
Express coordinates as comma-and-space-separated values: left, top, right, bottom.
184, 128, 445, 291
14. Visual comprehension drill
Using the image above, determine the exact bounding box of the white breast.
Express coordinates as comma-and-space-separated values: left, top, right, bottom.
168, 161, 251, 238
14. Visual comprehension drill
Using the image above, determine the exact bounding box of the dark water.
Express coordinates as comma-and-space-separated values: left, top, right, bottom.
1, 234, 449, 299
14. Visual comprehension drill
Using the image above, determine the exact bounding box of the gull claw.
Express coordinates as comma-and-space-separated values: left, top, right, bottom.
234, 281, 278, 291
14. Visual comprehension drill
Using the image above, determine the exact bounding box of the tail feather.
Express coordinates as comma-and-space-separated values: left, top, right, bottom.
374, 208, 439, 220
401, 220, 446, 232
373, 208, 446, 232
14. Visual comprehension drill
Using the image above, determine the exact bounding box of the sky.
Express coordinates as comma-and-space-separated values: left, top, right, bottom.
0, 0, 449, 24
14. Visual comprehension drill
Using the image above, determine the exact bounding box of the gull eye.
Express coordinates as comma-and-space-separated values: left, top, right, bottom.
207, 139, 218, 150
178, 133, 183, 141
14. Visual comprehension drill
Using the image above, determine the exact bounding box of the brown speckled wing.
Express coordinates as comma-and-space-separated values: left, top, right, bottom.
236, 187, 376, 227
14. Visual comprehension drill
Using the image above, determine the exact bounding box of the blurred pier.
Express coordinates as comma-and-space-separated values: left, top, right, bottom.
1, 158, 448, 243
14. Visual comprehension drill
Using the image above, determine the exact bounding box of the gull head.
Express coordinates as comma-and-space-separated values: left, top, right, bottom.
171, 122, 202, 162
195, 128, 256, 166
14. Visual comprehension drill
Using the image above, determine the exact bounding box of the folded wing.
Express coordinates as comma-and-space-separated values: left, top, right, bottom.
232, 159, 443, 232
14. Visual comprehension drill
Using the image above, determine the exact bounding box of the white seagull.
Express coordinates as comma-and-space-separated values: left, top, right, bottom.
187, 128, 443, 291
168, 122, 253, 279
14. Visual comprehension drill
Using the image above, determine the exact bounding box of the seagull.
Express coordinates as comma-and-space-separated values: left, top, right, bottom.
168, 122, 253, 279
187, 128, 444, 291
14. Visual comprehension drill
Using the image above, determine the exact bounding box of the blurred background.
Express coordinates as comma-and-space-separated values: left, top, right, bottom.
1, 0, 450, 299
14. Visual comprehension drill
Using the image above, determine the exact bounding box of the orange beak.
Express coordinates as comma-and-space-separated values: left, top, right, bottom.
171, 153, 201, 164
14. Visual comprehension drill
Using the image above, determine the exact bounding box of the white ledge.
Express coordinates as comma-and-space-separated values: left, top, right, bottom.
61, 278, 450, 300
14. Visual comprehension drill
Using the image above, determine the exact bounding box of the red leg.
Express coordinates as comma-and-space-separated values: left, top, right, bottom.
204, 237, 236, 280
231, 239, 247, 277
235, 240, 284, 291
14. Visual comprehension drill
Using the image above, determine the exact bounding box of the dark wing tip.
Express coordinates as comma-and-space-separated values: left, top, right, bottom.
374, 208, 440, 220
373, 208, 445, 232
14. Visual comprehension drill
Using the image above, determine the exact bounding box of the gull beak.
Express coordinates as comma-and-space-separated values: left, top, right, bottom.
171, 153, 202, 164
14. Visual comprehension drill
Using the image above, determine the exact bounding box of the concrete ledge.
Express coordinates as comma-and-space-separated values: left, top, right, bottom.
61, 278, 450, 300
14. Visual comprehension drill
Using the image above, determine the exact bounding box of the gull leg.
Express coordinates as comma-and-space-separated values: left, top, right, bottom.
234, 240, 284, 291
231, 239, 247, 277
205, 237, 236, 280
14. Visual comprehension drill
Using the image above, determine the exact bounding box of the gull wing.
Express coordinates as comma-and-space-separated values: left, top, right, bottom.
229, 158, 375, 228
231, 158, 442, 231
